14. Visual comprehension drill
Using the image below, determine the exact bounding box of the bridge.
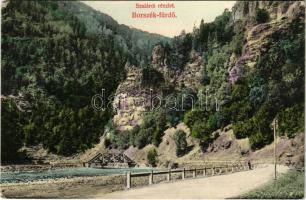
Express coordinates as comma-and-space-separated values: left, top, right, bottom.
83, 153, 136, 168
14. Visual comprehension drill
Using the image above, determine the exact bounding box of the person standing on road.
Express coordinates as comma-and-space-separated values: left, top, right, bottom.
247, 160, 252, 170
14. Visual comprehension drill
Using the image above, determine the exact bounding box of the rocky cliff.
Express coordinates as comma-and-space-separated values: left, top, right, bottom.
229, 1, 305, 83
232, 1, 304, 22
113, 0, 305, 130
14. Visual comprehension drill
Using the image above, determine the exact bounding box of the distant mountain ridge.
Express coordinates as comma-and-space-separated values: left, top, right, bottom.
57, 1, 170, 67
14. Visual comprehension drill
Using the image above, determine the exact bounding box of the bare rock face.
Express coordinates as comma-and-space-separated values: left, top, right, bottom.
151, 44, 177, 84
112, 64, 150, 131
176, 50, 204, 92
113, 45, 205, 130
152, 44, 166, 67
206, 133, 233, 153
231, 1, 304, 22
229, 1, 304, 84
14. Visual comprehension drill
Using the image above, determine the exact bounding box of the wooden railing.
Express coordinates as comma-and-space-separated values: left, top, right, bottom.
126, 163, 257, 189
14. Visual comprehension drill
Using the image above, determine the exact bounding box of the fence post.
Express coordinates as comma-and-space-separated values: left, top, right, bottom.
182, 168, 185, 180
167, 169, 171, 181
203, 167, 206, 176
126, 172, 131, 189
193, 168, 196, 178
149, 170, 153, 185
212, 166, 215, 176
232, 165, 234, 173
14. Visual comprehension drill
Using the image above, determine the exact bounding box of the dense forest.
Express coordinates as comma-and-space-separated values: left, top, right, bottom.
1, 1, 304, 163
1, 1, 168, 162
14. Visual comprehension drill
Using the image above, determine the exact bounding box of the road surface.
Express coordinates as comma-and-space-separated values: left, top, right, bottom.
92, 164, 288, 199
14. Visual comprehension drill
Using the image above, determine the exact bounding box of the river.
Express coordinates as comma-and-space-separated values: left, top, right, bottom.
0, 167, 158, 183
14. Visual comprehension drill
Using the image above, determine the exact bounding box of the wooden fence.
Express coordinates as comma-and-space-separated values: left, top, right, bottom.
126, 163, 257, 189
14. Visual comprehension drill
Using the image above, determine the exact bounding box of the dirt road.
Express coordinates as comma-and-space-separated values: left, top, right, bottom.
92, 165, 289, 199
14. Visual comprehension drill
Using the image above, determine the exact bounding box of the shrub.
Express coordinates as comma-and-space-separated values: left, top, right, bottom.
191, 121, 212, 142
173, 130, 187, 156
255, 8, 270, 24
152, 110, 167, 146
278, 104, 304, 138
231, 32, 244, 55
135, 128, 153, 149
147, 148, 158, 167
233, 120, 253, 139
183, 109, 207, 128
249, 126, 274, 150
104, 137, 111, 148
23, 122, 38, 146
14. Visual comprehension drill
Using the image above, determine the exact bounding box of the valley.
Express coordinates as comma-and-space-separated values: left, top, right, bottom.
1, 0, 305, 198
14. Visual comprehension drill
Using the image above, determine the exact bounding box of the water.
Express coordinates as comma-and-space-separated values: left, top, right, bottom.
0, 167, 158, 183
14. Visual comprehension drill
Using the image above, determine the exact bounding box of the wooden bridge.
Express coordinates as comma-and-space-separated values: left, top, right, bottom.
83, 153, 136, 168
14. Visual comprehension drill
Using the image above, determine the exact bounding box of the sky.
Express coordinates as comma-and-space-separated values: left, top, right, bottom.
82, 1, 236, 37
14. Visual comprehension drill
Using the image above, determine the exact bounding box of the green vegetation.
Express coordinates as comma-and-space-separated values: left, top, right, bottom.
182, 10, 304, 150
238, 170, 304, 199
147, 148, 158, 167
1, 1, 167, 161
173, 130, 187, 156
255, 8, 270, 24
107, 110, 168, 150
278, 103, 304, 138
1, 99, 24, 162
2, 1, 304, 163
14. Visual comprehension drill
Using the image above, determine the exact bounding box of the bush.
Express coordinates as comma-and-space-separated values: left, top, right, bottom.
255, 8, 270, 24
231, 32, 244, 55
191, 121, 212, 142
147, 148, 158, 167
233, 120, 253, 139
173, 130, 187, 156
135, 128, 153, 149
278, 104, 304, 138
183, 109, 207, 128
152, 110, 167, 146
249, 129, 274, 150
104, 137, 111, 148
249, 105, 274, 150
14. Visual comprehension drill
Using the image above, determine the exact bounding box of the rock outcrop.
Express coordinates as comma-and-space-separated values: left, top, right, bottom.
228, 1, 305, 84
176, 51, 204, 91
231, 1, 304, 22
113, 46, 205, 130
112, 64, 150, 131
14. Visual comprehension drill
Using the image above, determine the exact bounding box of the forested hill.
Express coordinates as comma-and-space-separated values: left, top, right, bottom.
56, 1, 170, 67
1, 1, 168, 162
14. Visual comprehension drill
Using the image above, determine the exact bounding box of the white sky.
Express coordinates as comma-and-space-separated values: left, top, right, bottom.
82, 1, 236, 37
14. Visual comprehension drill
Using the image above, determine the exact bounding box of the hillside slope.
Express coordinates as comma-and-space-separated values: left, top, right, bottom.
1, 0, 168, 163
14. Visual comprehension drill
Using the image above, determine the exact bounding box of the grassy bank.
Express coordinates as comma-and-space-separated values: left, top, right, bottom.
238, 169, 304, 199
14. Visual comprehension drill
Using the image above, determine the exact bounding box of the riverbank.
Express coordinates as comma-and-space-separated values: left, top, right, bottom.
1, 167, 164, 198
1, 174, 125, 198
94, 165, 290, 199
1, 164, 289, 198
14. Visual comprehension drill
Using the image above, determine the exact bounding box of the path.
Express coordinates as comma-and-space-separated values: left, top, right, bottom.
92, 164, 289, 199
